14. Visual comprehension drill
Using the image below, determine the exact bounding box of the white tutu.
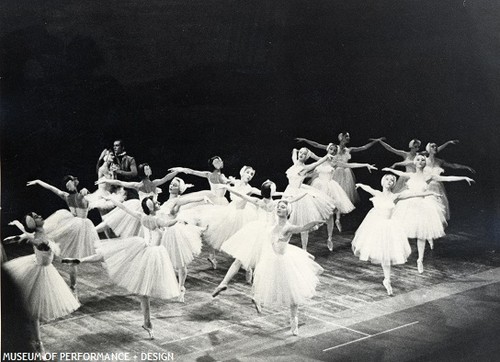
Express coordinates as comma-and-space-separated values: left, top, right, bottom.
332, 167, 359, 204
221, 220, 272, 270
283, 184, 335, 226
86, 188, 126, 211
160, 223, 203, 269
392, 196, 446, 240
253, 243, 323, 308
3, 243, 80, 322
428, 180, 449, 221
352, 208, 411, 265
204, 202, 259, 250
44, 209, 99, 258
97, 237, 179, 299
311, 178, 355, 214
102, 199, 144, 237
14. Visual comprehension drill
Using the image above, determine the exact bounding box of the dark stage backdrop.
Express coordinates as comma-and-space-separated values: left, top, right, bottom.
1, 0, 499, 240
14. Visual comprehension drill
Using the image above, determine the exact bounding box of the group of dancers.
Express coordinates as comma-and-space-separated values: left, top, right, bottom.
2, 134, 475, 353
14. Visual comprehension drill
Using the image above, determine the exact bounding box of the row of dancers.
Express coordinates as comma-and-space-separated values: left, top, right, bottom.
2, 134, 475, 353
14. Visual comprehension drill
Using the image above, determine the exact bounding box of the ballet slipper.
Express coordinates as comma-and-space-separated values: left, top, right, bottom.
245, 268, 253, 284
61, 258, 81, 264
335, 219, 342, 232
290, 316, 299, 336
212, 284, 227, 298
417, 260, 424, 274
327, 237, 333, 251
178, 287, 186, 303
382, 279, 393, 296
207, 257, 217, 270
142, 325, 154, 340
252, 298, 262, 314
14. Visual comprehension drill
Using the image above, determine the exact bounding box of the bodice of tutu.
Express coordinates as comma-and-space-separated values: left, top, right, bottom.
209, 180, 227, 198
286, 164, 307, 188
141, 216, 163, 246
257, 199, 277, 223
316, 164, 334, 181
66, 193, 89, 218
160, 198, 178, 219
424, 164, 444, 177
406, 176, 430, 193
230, 183, 253, 208
138, 180, 159, 200
34, 244, 55, 266
335, 149, 352, 165
271, 223, 292, 255
370, 195, 396, 219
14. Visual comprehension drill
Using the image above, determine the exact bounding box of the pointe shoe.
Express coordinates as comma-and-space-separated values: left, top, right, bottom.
417, 260, 424, 274
245, 268, 253, 284
335, 219, 342, 233
142, 325, 155, 340
212, 285, 227, 298
290, 316, 299, 336
428, 239, 434, 250
383, 279, 393, 296
327, 238, 333, 251
252, 298, 262, 314
178, 287, 186, 302
62, 258, 81, 264
207, 257, 217, 270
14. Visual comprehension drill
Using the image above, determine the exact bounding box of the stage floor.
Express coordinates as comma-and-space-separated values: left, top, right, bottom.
3, 216, 500, 362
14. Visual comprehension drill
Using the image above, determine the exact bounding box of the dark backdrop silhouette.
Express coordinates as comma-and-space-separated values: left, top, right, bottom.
1, 0, 499, 241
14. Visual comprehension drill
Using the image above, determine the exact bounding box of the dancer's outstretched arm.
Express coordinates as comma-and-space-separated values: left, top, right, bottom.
302, 154, 332, 173
355, 183, 378, 196
286, 220, 325, 235
370, 138, 406, 157
437, 139, 459, 153
432, 175, 475, 185
350, 138, 380, 153
3, 220, 35, 243
103, 196, 142, 219
295, 138, 328, 150
95, 178, 142, 189
440, 159, 475, 174
152, 170, 180, 186
395, 191, 441, 201
27, 179, 68, 200
335, 161, 377, 172
223, 185, 261, 207
390, 160, 413, 169
382, 167, 413, 178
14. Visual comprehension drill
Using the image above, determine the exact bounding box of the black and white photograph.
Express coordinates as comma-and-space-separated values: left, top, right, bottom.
1, 0, 499, 361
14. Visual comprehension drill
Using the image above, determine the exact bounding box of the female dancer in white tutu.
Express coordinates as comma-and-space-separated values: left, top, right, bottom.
252, 200, 324, 335
63, 196, 180, 339
158, 177, 210, 302
26, 176, 100, 296
170, 156, 231, 207
212, 181, 306, 297
424, 142, 475, 221
200, 166, 260, 269
373, 138, 460, 192
353, 176, 440, 295
3, 212, 80, 353
296, 133, 379, 205
95, 164, 179, 238
283, 148, 336, 251
383, 155, 474, 273
308, 142, 376, 240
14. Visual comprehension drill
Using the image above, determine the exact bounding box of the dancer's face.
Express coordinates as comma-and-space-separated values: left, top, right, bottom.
381, 175, 396, 190
327, 144, 337, 155
144, 165, 152, 177
113, 141, 123, 155
32, 213, 44, 227
276, 201, 289, 217
428, 143, 437, 154
242, 168, 255, 182
298, 148, 309, 161
66, 178, 79, 192
212, 158, 223, 170
169, 179, 180, 194
414, 155, 427, 169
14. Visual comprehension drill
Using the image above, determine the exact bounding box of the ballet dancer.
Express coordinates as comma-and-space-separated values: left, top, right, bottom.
252, 200, 324, 335
3, 212, 80, 354
95, 164, 179, 237
353, 175, 440, 295
63, 196, 180, 340
296, 133, 379, 204
383, 155, 474, 273
283, 147, 336, 251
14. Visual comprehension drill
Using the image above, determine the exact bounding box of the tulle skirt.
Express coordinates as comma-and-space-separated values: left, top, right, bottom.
332, 167, 359, 204
392, 196, 446, 240
253, 244, 323, 308
3, 255, 80, 322
160, 223, 203, 269
311, 178, 355, 214
352, 211, 411, 265
220, 220, 271, 270
86, 189, 126, 211
97, 237, 179, 299
44, 210, 99, 258
283, 184, 335, 226
428, 180, 450, 221
204, 203, 259, 250
102, 199, 144, 238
